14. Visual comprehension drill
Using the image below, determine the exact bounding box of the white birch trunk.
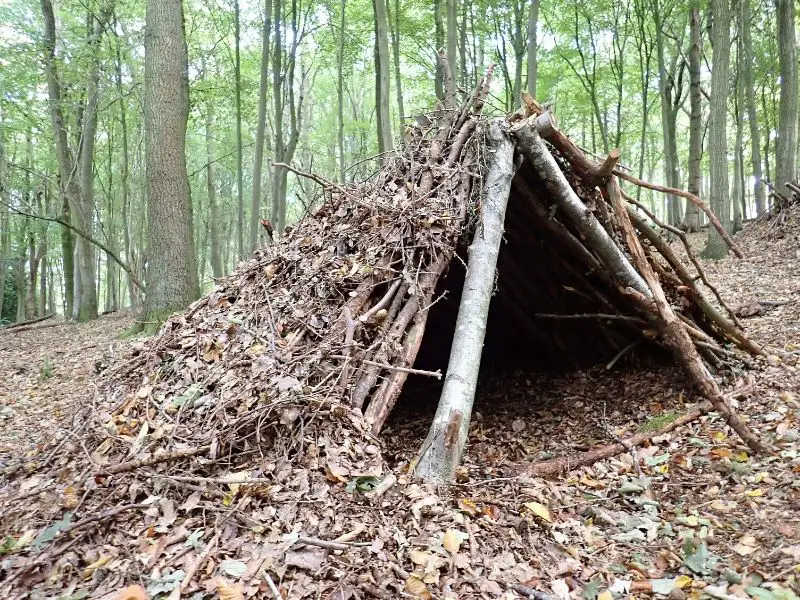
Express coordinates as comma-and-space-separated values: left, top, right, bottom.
512, 121, 652, 298
415, 120, 515, 483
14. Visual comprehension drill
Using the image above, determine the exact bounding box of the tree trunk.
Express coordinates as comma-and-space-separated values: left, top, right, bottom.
389, 0, 404, 120
415, 121, 514, 483
206, 103, 224, 279
703, 0, 732, 259
740, 0, 765, 215
446, 0, 458, 90
73, 10, 105, 322
732, 29, 744, 231
250, 0, 272, 251
527, 0, 538, 97
234, 0, 245, 261
142, 0, 200, 327
114, 28, 138, 308
683, 4, 702, 231
336, 0, 346, 182
40, 0, 88, 321
654, 4, 681, 226
434, 0, 444, 100
775, 0, 798, 198
373, 0, 393, 155
0, 127, 6, 320
60, 196, 75, 317
271, 0, 286, 235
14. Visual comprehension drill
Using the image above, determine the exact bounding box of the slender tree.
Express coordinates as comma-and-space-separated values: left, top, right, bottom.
142, 0, 199, 326
703, 0, 732, 258
739, 0, 765, 215
373, 0, 393, 154
234, 0, 245, 260
527, 0, 539, 96
446, 0, 458, 86
250, 0, 272, 251
775, 0, 798, 199
683, 3, 702, 231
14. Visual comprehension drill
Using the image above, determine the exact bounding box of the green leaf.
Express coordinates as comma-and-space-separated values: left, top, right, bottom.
683, 539, 716, 574
147, 569, 185, 596
219, 559, 247, 578
32, 513, 73, 548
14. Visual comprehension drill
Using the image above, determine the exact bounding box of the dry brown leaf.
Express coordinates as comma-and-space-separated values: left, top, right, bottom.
116, 584, 148, 600
442, 529, 462, 554
404, 574, 432, 599
214, 577, 244, 600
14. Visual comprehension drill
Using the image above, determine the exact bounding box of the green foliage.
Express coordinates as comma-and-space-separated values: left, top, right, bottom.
38, 357, 54, 381
639, 410, 679, 432
0, 0, 789, 318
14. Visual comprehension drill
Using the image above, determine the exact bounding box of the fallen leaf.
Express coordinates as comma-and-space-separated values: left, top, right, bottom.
214, 577, 244, 600
405, 575, 432, 599
116, 585, 148, 600
523, 501, 552, 523
442, 529, 466, 554
83, 554, 112, 579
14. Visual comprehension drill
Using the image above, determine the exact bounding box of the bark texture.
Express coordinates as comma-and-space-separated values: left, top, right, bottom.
415, 120, 514, 483
513, 121, 651, 298
143, 0, 199, 323
703, 0, 732, 259
775, 0, 798, 199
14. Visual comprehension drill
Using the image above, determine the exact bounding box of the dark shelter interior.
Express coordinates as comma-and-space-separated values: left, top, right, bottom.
400, 159, 670, 406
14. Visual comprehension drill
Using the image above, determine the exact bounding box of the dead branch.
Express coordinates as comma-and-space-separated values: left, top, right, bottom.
606, 177, 768, 453
96, 445, 210, 476
613, 169, 744, 258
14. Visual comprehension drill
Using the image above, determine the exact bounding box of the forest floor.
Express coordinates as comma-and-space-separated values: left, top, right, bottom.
1, 214, 799, 599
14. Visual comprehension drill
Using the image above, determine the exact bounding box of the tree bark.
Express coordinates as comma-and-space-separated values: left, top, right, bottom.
703, 0, 732, 259
142, 0, 199, 326
234, 0, 245, 261
683, 4, 702, 231
373, 0, 393, 154
40, 0, 95, 321
389, 0, 404, 121
250, 0, 272, 251
775, 0, 798, 198
740, 0, 765, 215
206, 102, 224, 279
415, 121, 514, 483
434, 0, 444, 100
114, 28, 138, 308
336, 0, 346, 182
527, 0, 538, 97
513, 120, 651, 298
446, 0, 458, 90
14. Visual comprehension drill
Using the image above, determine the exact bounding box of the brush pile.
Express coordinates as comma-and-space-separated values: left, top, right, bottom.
0, 57, 772, 597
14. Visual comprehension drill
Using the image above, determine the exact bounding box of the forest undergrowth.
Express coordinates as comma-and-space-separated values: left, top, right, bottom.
0, 214, 798, 599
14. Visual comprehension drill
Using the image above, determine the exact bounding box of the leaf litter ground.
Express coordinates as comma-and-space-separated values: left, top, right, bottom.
1, 212, 799, 600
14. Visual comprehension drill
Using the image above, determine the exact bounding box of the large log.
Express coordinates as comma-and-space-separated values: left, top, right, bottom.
414, 120, 515, 483
511, 119, 652, 299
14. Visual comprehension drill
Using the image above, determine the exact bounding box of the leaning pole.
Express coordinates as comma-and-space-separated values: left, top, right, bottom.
414, 119, 516, 483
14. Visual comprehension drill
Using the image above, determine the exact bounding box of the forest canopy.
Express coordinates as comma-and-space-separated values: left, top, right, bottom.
0, 0, 797, 324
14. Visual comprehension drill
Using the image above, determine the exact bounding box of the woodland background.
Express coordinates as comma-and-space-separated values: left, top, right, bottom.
0, 0, 797, 325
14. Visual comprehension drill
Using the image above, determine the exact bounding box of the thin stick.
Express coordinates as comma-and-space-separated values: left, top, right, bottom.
329, 355, 442, 379
534, 312, 644, 322
175, 532, 219, 598
622, 188, 743, 329
263, 572, 283, 600
96, 445, 210, 476
613, 168, 744, 258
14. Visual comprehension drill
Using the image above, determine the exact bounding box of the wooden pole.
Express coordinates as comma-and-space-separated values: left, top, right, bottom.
414, 120, 515, 483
